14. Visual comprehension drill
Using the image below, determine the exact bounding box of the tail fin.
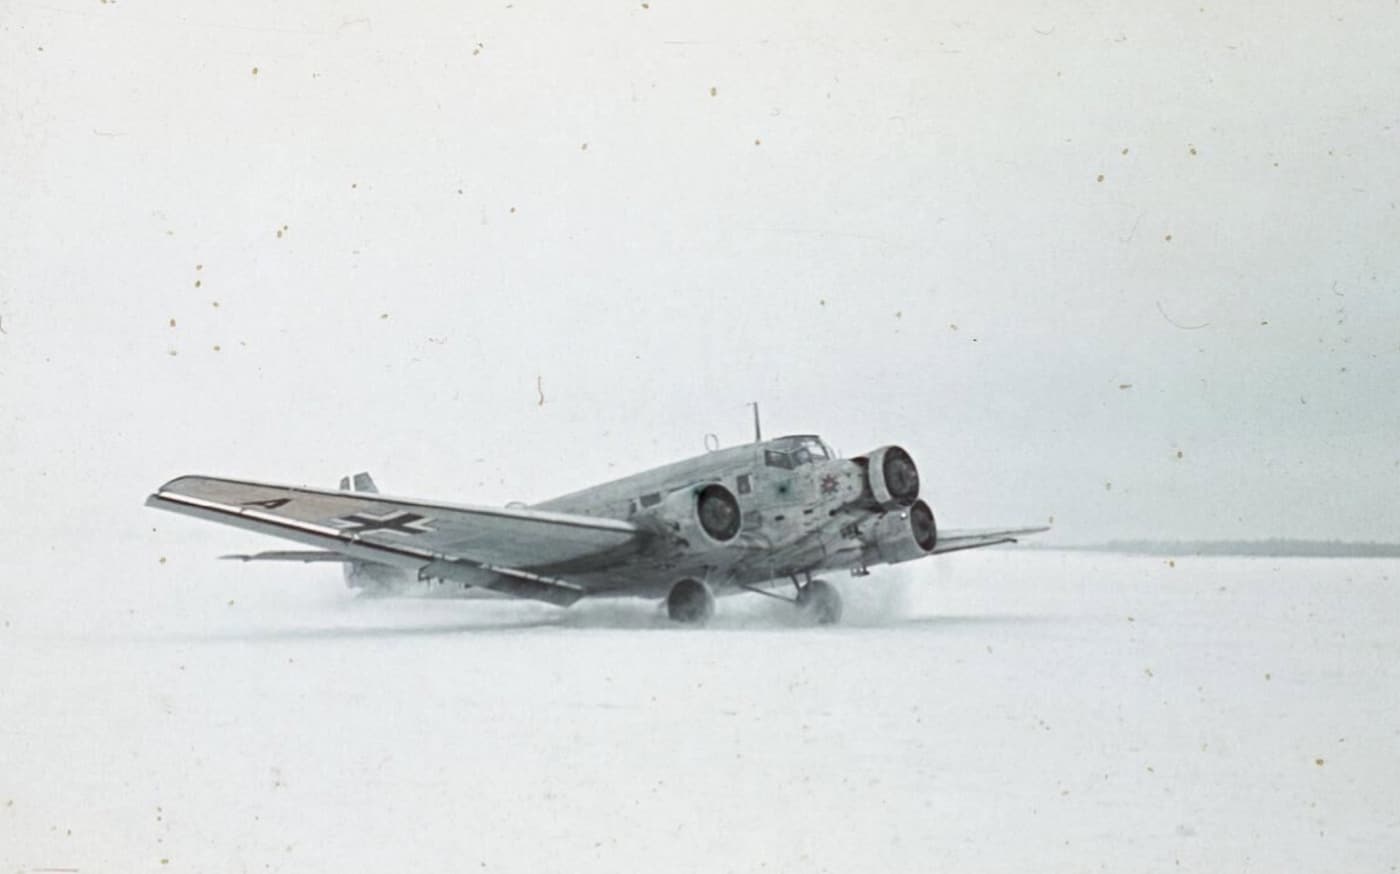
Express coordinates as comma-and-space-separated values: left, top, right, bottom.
339, 471, 379, 494
336, 471, 409, 593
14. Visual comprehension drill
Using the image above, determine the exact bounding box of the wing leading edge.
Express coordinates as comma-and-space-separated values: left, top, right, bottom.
147, 475, 649, 605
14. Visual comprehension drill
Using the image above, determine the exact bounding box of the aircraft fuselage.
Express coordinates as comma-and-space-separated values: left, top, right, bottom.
528, 434, 932, 596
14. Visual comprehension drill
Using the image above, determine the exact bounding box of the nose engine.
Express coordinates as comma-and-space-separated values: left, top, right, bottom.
861, 445, 921, 509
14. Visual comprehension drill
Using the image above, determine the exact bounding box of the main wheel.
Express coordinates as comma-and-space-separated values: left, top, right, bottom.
796, 579, 843, 625
666, 578, 715, 625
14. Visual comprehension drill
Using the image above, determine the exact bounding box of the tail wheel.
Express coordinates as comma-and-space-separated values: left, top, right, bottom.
666, 578, 715, 624
796, 579, 843, 625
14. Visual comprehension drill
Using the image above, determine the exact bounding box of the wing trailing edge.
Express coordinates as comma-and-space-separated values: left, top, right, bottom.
220, 550, 353, 563
931, 525, 1051, 554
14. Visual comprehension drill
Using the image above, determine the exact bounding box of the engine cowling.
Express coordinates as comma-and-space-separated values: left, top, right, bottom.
651, 482, 742, 547
868, 499, 938, 564
862, 445, 921, 509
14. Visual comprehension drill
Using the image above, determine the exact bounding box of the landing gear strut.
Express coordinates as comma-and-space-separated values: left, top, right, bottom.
795, 577, 842, 625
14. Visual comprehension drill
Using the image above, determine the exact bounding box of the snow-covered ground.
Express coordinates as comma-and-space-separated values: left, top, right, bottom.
3, 550, 1398, 872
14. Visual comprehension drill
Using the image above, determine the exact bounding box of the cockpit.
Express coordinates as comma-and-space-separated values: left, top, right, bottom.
763, 435, 836, 470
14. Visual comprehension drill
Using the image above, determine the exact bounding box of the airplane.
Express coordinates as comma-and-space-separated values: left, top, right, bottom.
145, 420, 1049, 625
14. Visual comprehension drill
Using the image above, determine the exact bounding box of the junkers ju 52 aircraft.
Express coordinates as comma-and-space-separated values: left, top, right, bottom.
146, 419, 1047, 624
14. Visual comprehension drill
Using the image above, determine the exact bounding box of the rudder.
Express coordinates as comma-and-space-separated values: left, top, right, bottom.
339, 471, 379, 494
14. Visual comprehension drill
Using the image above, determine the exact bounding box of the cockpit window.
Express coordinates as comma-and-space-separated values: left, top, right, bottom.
795, 438, 828, 464
766, 436, 833, 469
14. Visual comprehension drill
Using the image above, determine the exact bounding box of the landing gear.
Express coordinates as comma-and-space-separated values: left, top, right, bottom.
666, 578, 715, 625
796, 578, 842, 625
668, 575, 842, 626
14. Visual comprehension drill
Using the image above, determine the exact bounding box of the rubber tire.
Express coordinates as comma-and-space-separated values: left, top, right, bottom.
667, 579, 715, 625
796, 579, 843, 625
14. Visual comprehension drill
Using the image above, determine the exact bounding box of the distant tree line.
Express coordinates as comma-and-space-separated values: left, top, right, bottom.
1026, 540, 1400, 558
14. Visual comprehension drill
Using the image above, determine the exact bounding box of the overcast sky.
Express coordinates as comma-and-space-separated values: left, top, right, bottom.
2, 0, 1398, 553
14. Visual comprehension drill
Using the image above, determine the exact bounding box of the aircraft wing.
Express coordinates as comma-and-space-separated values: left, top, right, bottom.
932, 525, 1051, 554
146, 475, 648, 604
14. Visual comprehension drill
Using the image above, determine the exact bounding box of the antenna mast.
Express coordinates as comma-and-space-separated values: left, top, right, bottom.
747, 402, 762, 443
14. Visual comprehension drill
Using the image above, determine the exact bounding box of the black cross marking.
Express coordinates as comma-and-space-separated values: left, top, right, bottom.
331, 511, 435, 536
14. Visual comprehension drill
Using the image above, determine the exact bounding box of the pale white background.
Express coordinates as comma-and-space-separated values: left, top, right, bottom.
3, 2, 1400, 871
3, 1, 1398, 546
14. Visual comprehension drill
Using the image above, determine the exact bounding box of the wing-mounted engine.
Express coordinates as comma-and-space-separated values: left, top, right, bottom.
866, 499, 938, 564
857, 445, 921, 509
643, 482, 742, 548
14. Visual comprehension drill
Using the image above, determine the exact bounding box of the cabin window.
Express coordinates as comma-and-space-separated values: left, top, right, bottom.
639, 492, 662, 508
736, 474, 751, 495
